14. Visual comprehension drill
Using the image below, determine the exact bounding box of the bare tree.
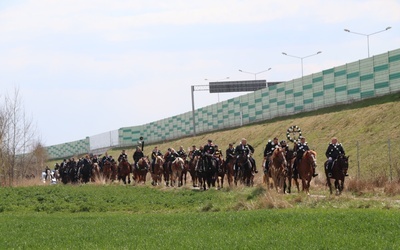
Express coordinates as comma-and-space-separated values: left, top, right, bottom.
0, 87, 43, 186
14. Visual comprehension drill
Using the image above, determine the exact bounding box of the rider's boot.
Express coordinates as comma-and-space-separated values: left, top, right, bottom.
312, 166, 318, 177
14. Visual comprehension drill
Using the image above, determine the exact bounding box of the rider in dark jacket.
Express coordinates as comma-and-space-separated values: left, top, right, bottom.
325, 137, 346, 177
151, 146, 163, 173
235, 138, 257, 174
263, 137, 279, 173
133, 147, 145, 169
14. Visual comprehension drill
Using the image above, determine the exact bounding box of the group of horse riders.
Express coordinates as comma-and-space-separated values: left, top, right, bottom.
144, 138, 258, 176
51, 133, 347, 184
119, 135, 346, 178
262, 136, 347, 178
54, 154, 102, 184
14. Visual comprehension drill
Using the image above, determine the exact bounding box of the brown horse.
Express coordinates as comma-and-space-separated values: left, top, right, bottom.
262, 157, 272, 188
91, 163, 101, 182
133, 157, 150, 184
151, 156, 164, 186
182, 159, 189, 186
325, 154, 349, 195
102, 160, 117, 182
214, 156, 225, 189
283, 149, 297, 194
170, 157, 185, 187
298, 150, 317, 195
225, 157, 235, 187
118, 159, 132, 184
270, 147, 287, 193
188, 156, 199, 187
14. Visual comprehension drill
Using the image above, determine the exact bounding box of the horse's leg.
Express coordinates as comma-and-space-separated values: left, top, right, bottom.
334, 179, 340, 195
327, 176, 333, 195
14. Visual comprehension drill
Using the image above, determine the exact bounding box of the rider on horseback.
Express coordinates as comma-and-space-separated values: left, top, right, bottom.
213, 145, 223, 172
225, 143, 235, 173
225, 143, 235, 162
325, 137, 346, 177
263, 137, 279, 174
166, 148, 179, 172
118, 150, 128, 163
177, 146, 187, 160
202, 139, 215, 172
294, 137, 318, 177
151, 146, 163, 173
133, 147, 145, 170
235, 138, 258, 174
188, 145, 201, 160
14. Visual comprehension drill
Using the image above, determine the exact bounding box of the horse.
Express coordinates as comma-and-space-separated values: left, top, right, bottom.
269, 147, 287, 193
188, 156, 200, 187
102, 160, 117, 182
91, 163, 101, 182
283, 149, 297, 194
234, 153, 254, 187
163, 160, 171, 187
298, 150, 317, 195
151, 156, 165, 186
194, 155, 214, 190
214, 156, 225, 189
79, 160, 92, 184
325, 154, 349, 195
118, 159, 132, 184
133, 157, 150, 184
170, 157, 185, 187
182, 159, 189, 186
225, 157, 235, 187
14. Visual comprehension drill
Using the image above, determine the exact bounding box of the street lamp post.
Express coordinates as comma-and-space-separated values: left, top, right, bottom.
238, 68, 272, 80
204, 77, 229, 102
282, 51, 322, 77
344, 27, 391, 57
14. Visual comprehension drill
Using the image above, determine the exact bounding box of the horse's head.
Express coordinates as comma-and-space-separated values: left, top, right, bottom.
337, 154, 349, 173
272, 148, 287, 168
138, 157, 150, 169
156, 155, 165, 165
305, 150, 318, 168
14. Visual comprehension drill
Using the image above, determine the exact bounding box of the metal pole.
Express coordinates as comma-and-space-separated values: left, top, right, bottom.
301, 58, 304, 77
191, 85, 196, 136
357, 141, 360, 179
388, 139, 392, 182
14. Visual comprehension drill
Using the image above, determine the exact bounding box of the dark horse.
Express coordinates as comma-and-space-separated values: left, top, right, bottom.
283, 149, 297, 194
118, 159, 132, 184
197, 155, 216, 190
214, 156, 225, 189
298, 150, 317, 195
234, 153, 254, 187
325, 154, 349, 195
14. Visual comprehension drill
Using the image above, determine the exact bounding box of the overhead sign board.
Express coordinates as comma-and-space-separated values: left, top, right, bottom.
209, 80, 267, 93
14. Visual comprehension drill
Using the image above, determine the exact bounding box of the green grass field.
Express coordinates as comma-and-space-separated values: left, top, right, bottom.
1, 185, 399, 249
